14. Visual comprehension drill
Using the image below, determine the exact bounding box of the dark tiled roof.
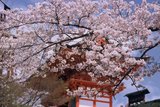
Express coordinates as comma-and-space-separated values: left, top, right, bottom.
125, 89, 150, 97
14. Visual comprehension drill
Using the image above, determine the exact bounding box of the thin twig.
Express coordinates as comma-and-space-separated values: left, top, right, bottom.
128, 75, 139, 91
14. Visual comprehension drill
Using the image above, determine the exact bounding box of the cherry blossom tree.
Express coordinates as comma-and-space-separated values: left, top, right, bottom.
0, 0, 160, 106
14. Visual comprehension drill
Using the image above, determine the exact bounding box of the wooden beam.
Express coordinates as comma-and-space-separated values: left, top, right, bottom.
79, 98, 110, 103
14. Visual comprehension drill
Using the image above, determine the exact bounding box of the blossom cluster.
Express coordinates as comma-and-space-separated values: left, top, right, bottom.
0, 0, 159, 96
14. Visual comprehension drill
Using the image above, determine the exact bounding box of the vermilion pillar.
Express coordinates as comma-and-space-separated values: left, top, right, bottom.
109, 95, 112, 107
76, 96, 79, 107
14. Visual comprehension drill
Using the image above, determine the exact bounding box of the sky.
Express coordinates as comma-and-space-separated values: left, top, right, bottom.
0, 0, 160, 107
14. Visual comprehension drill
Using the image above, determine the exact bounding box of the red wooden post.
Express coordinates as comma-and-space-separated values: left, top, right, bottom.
93, 96, 96, 107
76, 96, 79, 107
109, 95, 112, 107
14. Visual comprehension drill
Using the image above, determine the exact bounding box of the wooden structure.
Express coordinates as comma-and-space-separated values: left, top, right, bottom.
68, 73, 125, 107
69, 79, 113, 107
26, 47, 125, 107
125, 89, 150, 107
47, 47, 125, 107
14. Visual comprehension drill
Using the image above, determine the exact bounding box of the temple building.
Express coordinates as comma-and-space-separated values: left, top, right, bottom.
125, 89, 160, 107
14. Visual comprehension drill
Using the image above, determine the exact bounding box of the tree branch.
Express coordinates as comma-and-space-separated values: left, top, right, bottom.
113, 41, 160, 94
15, 31, 94, 65
2, 21, 91, 31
